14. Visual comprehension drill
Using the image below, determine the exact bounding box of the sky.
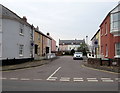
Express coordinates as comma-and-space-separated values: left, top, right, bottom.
0, 0, 119, 46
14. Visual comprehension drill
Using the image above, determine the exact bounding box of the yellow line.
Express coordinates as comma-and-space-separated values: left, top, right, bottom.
81, 65, 119, 74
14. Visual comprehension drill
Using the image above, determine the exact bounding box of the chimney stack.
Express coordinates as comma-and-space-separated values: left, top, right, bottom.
47, 33, 50, 36
22, 16, 27, 22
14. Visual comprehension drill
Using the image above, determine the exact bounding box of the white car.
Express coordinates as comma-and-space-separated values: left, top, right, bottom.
73, 52, 83, 60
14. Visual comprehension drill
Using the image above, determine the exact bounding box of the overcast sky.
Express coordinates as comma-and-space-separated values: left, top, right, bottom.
0, 0, 119, 45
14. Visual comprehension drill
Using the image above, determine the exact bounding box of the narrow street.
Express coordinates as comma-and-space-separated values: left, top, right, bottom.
2, 56, 119, 91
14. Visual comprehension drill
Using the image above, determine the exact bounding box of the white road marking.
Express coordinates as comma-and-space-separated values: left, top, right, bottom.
10, 78, 18, 80
73, 78, 83, 80
47, 79, 56, 81
60, 79, 70, 82
87, 78, 98, 82
102, 80, 114, 82
50, 77, 57, 79
73, 78, 84, 82
115, 78, 120, 80
33, 79, 42, 80
74, 79, 84, 82
61, 77, 70, 79
46, 67, 61, 80
20, 78, 30, 81
101, 78, 111, 80
60, 77, 70, 82
88, 80, 98, 82
0, 77, 7, 80
87, 78, 97, 80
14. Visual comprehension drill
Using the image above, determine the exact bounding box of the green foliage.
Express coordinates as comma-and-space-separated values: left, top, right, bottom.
71, 49, 75, 55
77, 43, 89, 56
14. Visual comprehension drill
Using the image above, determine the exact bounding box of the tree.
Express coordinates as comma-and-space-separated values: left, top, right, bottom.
71, 49, 75, 55
77, 43, 89, 56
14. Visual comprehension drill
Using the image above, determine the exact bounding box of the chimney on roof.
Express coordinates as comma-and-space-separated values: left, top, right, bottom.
36, 26, 39, 31
22, 16, 27, 22
47, 33, 50, 36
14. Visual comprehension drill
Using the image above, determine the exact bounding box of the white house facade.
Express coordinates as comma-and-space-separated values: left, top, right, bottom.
0, 4, 34, 63
59, 39, 85, 52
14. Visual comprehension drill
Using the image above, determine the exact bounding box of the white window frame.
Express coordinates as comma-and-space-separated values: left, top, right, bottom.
0, 43, 1, 57
19, 45, 24, 56
115, 43, 120, 58
105, 45, 108, 57
101, 28, 103, 36
19, 24, 24, 36
111, 12, 120, 31
105, 23, 107, 35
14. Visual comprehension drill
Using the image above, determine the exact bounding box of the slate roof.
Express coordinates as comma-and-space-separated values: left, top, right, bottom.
59, 39, 85, 45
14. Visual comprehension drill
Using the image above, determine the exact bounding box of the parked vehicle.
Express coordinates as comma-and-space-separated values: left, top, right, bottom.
73, 52, 83, 60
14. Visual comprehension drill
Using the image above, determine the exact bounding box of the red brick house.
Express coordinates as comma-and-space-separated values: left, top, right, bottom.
100, 3, 120, 59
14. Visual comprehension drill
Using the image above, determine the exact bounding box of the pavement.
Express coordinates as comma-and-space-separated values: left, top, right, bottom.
1, 56, 59, 71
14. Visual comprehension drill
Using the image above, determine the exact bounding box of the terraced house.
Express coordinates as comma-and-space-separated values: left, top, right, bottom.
100, 3, 120, 59
59, 39, 85, 52
34, 27, 52, 60
92, 3, 120, 59
91, 29, 101, 58
0, 4, 34, 63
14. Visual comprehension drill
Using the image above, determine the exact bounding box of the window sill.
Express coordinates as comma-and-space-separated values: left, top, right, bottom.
19, 33, 24, 36
114, 55, 120, 58
105, 33, 107, 36
105, 55, 108, 57
19, 55, 23, 57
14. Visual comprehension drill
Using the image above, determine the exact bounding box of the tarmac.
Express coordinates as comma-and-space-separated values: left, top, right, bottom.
1, 57, 59, 71
1, 56, 120, 74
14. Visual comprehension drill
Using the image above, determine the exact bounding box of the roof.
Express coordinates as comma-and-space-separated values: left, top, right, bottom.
35, 28, 52, 40
1, 4, 32, 27
91, 29, 100, 41
59, 39, 85, 45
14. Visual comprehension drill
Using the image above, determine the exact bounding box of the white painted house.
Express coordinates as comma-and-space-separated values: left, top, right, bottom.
0, 4, 34, 63
59, 39, 85, 52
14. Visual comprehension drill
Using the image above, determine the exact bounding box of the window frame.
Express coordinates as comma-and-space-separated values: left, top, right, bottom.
19, 23, 24, 36
115, 43, 120, 57
19, 45, 24, 56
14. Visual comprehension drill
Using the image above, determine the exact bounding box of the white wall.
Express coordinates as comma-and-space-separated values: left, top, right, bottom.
2, 19, 32, 59
47, 38, 51, 53
68, 45, 80, 51
0, 5, 2, 58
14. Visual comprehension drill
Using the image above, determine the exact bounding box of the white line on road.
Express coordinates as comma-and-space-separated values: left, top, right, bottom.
60, 79, 70, 82
61, 77, 70, 79
46, 67, 61, 80
73, 78, 83, 80
47, 79, 56, 81
115, 78, 120, 80
87, 78, 97, 80
10, 78, 18, 80
88, 80, 98, 82
102, 80, 114, 82
20, 78, 30, 81
0, 77, 7, 80
73, 79, 84, 82
33, 79, 42, 81
101, 78, 111, 80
